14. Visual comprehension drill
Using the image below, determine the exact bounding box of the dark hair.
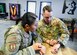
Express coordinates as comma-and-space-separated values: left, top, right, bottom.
16, 18, 22, 25
21, 12, 37, 28
43, 5, 52, 12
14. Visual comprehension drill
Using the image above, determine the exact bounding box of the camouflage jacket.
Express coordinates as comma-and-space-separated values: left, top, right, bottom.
3, 22, 35, 55
37, 17, 70, 46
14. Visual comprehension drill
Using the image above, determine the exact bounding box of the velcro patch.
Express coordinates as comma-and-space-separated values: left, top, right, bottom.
9, 43, 16, 52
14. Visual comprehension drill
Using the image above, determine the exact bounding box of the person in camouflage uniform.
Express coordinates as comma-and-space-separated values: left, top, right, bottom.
2, 12, 45, 55
37, 5, 70, 54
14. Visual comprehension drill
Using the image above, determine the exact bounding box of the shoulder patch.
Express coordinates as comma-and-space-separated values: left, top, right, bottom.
8, 43, 17, 52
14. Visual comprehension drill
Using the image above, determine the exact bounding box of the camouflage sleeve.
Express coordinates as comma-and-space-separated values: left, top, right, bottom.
36, 28, 48, 43
58, 20, 70, 46
5, 33, 35, 55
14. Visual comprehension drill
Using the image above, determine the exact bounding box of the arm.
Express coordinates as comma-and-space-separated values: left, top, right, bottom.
58, 20, 70, 46
36, 26, 55, 45
50, 19, 70, 53
4, 33, 35, 55
36, 28, 49, 43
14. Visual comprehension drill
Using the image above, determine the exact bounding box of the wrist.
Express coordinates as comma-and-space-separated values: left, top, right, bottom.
54, 43, 60, 49
46, 40, 50, 44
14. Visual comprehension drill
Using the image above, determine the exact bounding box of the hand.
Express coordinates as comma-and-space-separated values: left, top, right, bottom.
32, 43, 42, 51
49, 39, 58, 46
39, 45, 46, 55
51, 44, 60, 54
32, 43, 46, 55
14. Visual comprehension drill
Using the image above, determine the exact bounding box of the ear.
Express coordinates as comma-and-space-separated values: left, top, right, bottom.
25, 24, 29, 28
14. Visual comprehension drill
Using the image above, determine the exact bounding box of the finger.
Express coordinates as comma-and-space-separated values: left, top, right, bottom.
38, 43, 42, 48
51, 50, 55, 54
50, 42, 54, 46
51, 39, 53, 41
51, 50, 57, 54
39, 51, 42, 55
51, 48, 57, 54
38, 45, 42, 48
37, 48, 41, 50
54, 49, 58, 53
